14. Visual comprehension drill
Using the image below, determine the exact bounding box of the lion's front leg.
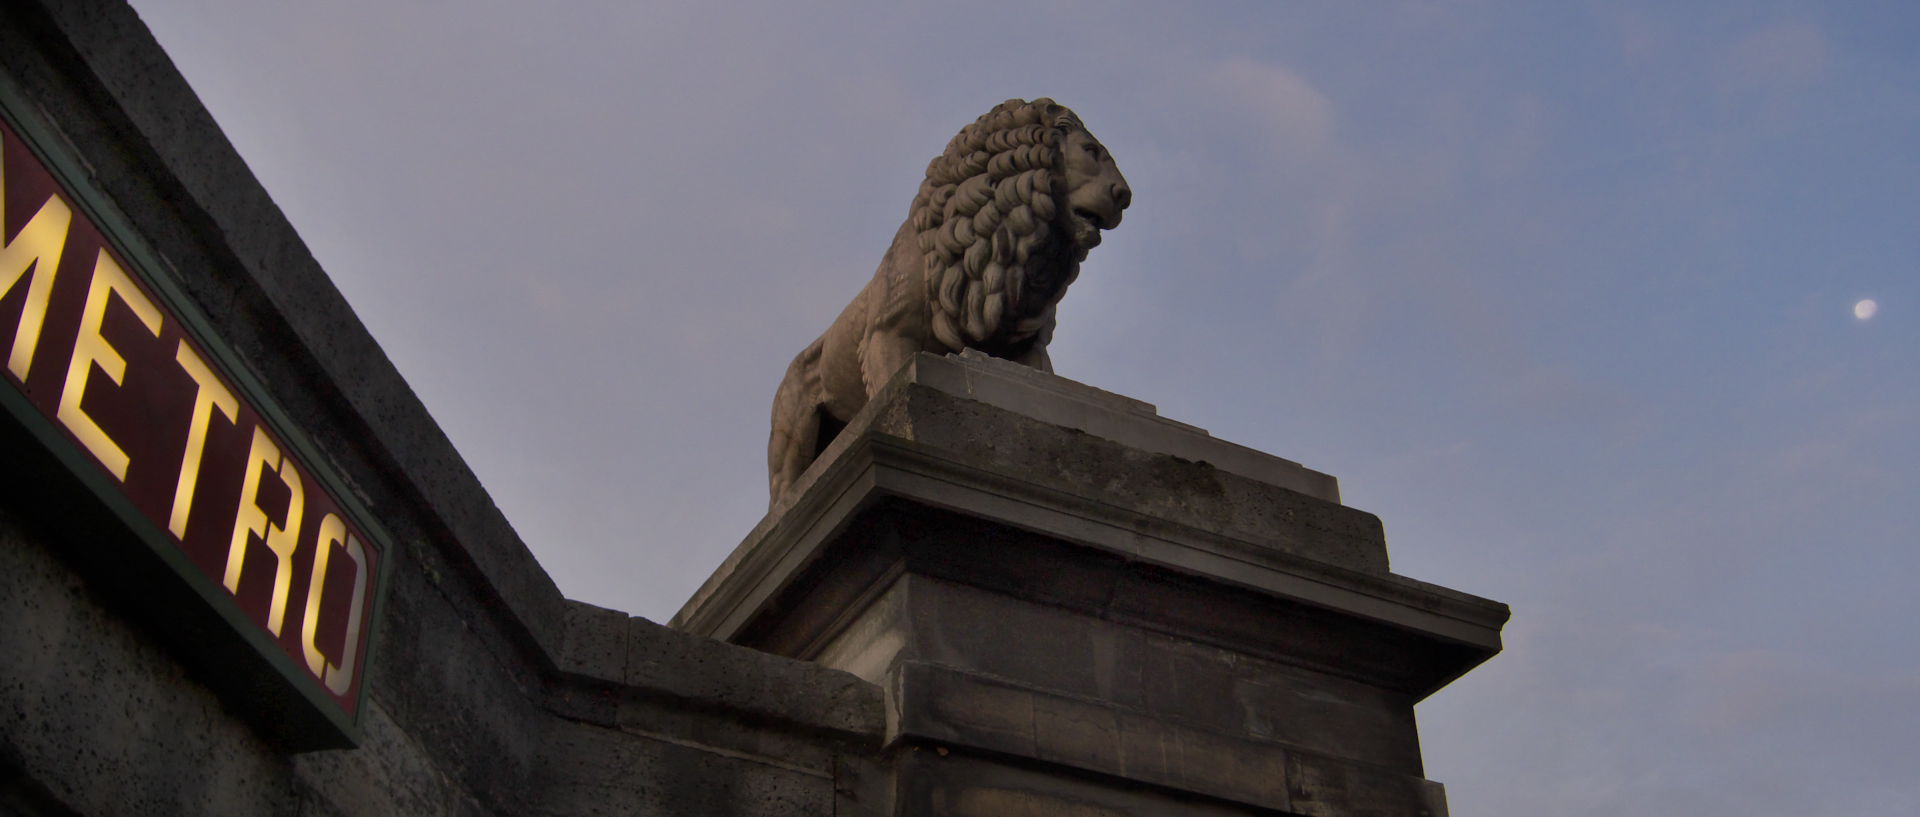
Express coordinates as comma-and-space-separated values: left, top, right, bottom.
860, 330, 922, 396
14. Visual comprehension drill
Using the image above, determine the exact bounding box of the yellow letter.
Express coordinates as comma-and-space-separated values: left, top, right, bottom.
168, 341, 238, 539
225, 426, 305, 635
56, 251, 162, 480
302, 514, 368, 695
0, 147, 74, 380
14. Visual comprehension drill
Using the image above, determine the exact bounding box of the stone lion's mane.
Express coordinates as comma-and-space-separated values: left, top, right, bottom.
909, 98, 1086, 351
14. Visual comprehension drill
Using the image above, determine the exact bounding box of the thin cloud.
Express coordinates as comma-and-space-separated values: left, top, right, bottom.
1200, 56, 1338, 161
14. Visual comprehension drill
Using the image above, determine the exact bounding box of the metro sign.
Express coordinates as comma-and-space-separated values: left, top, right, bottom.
0, 101, 385, 746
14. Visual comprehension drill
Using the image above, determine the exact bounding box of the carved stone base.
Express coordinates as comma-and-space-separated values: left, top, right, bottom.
675, 352, 1507, 816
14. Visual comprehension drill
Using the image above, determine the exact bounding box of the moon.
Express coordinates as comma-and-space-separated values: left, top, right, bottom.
1854, 299, 1878, 321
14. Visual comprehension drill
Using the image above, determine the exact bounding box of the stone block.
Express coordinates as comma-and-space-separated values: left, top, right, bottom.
890, 662, 1294, 810
1285, 751, 1451, 817
890, 750, 1273, 817
918, 351, 1337, 503
536, 720, 836, 817
559, 601, 630, 681
624, 616, 884, 740
674, 350, 1508, 817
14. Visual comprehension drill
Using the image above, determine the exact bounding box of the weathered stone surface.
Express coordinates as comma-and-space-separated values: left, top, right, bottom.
537, 719, 837, 817
1285, 752, 1451, 817
560, 601, 632, 681
891, 750, 1275, 817
682, 350, 1507, 815
620, 611, 885, 740
291, 703, 495, 817
884, 576, 1425, 772
890, 661, 1300, 809
0, 505, 296, 817
678, 355, 1504, 669
3, 5, 889, 817
915, 350, 1339, 501
869, 367, 1380, 571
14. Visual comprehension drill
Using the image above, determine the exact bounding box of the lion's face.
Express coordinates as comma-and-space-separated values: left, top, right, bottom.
911, 100, 1131, 352
1059, 128, 1132, 254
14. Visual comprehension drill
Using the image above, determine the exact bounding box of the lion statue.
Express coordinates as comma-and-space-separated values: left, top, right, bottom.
768, 98, 1131, 503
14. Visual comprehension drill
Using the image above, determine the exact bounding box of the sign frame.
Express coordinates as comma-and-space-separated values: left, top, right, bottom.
0, 71, 392, 750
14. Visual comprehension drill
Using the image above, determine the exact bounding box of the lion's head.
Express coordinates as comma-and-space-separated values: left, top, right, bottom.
909, 98, 1131, 353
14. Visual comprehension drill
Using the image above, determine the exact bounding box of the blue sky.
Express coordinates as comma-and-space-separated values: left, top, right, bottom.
130, 2, 1918, 813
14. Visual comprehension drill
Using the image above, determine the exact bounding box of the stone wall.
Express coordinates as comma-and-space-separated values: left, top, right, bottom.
0, 3, 883, 815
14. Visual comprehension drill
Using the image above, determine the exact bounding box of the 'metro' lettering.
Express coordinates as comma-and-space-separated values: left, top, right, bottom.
0, 115, 381, 716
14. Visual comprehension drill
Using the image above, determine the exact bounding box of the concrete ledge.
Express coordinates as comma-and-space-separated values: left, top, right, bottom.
560, 602, 884, 741
535, 717, 841, 817
931, 351, 1340, 503
847, 574, 1427, 771
678, 351, 1500, 644
890, 750, 1277, 817
889, 660, 1291, 810
675, 433, 1506, 687
871, 385, 1384, 571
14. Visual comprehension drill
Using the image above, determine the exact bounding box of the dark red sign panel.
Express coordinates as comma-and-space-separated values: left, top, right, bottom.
0, 116, 380, 732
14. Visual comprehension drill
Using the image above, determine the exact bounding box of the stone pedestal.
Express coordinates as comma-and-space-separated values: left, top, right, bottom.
674, 352, 1507, 816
